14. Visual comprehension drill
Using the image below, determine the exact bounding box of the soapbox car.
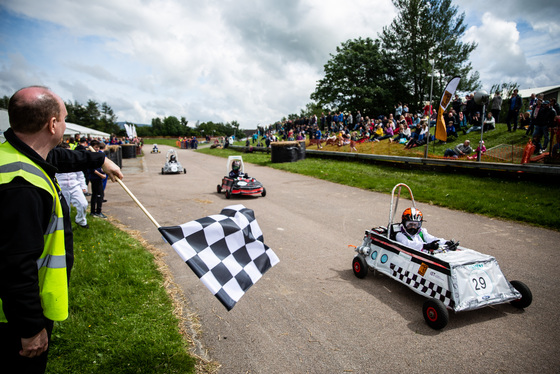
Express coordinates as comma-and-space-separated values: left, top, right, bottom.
161, 149, 186, 174
150, 144, 161, 153
217, 156, 266, 199
351, 183, 532, 330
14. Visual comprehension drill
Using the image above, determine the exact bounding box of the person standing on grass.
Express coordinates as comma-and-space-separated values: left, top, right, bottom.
506, 89, 522, 132
88, 140, 108, 219
55, 143, 90, 229
491, 91, 503, 123
0, 86, 123, 373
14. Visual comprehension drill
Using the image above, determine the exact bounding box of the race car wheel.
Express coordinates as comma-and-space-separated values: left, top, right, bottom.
352, 256, 368, 279
225, 190, 231, 199
217, 185, 222, 193
261, 187, 267, 197
509, 280, 532, 309
161, 168, 164, 175
183, 169, 187, 174
423, 298, 449, 330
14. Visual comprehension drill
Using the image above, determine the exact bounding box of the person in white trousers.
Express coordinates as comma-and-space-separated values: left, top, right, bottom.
56, 165, 89, 229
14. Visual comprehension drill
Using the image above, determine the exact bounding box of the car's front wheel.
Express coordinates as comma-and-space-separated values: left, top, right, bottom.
352, 256, 368, 279
509, 280, 532, 309
261, 187, 266, 197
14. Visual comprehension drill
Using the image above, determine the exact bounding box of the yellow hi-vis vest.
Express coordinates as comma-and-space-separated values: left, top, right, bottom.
0, 140, 69, 322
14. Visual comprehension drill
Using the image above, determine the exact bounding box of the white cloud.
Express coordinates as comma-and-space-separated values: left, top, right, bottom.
463, 12, 530, 84
1, 0, 558, 128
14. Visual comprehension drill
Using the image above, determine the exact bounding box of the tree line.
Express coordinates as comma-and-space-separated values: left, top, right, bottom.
0, 95, 241, 138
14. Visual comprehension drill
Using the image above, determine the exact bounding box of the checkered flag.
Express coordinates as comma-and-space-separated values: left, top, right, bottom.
158, 205, 279, 310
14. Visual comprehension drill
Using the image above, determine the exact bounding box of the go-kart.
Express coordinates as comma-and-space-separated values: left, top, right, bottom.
217, 156, 266, 199
161, 149, 186, 174
351, 183, 532, 330
150, 144, 161, 153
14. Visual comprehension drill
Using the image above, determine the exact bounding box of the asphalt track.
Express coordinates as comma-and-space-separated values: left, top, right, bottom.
103, 145, 559, 374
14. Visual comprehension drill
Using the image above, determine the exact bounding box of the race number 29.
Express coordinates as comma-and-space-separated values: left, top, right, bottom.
469, 269, 493, 295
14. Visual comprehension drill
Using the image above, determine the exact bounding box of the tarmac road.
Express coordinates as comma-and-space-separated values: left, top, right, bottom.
103, 145, 560, 374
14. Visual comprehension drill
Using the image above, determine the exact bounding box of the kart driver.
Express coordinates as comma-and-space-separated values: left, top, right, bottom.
395, 207, 458, 253
229, 160, 242, 178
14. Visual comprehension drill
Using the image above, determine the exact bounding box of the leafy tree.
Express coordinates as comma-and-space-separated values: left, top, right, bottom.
179, 116, 193, 136
64, 99, 119, 135
162, 116, 182, 136
379, 0, 479, 111
136, 124, 152, 137
311, 37, 401, 118
99, 102, 119, 134
0, 95, 9, 110
151, 117, 164, 136
65, 101, 88, 125
83, 100, 101, 128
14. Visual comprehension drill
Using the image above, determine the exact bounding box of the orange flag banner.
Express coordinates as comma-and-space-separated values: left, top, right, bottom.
435, 76, 461, 142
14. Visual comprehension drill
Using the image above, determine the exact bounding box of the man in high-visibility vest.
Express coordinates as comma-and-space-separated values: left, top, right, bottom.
0, 86, 123, 373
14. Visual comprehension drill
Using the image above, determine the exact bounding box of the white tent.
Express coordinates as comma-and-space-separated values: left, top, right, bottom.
65, 123, 110, 139
0, 109, 8, 142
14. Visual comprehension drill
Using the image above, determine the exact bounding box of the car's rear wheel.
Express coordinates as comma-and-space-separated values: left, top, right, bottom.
423, 298, 449, 330
183, 169, 187, 174
352, 256, 368, 279
509, 280, 532, 309
225, 190, 231, 199
261, 187, 266, 197
217, 185, 222, 193
161, 168, 164, 174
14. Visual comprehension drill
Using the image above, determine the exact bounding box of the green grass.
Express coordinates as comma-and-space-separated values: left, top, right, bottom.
196, 147, 560, 231
142, 138, 185, 147
47, 215, 198, 374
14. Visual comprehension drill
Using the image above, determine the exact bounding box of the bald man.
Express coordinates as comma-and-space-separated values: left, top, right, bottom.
0, 86, 122, 373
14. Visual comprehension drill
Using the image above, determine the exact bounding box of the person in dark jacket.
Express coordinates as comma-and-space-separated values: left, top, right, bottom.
0, 86, 122, 373
532, 100, 557, 154
506, 89, 523, 131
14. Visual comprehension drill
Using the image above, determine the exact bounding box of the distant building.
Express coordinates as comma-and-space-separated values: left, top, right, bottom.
517, 85, 560, 102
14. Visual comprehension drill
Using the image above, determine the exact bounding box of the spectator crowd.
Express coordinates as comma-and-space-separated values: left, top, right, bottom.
257, 90, 560, 158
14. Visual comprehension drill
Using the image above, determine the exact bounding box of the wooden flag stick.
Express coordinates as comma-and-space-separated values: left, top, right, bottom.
115, 178, 161, 228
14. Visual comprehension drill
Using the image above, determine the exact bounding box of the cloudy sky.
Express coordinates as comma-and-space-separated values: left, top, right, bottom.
1, 0, 558, 129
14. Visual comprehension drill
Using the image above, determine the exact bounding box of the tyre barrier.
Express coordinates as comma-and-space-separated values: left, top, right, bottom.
105, 145, 122, 168
121, 144, 137, 159
270, 141, 306, 163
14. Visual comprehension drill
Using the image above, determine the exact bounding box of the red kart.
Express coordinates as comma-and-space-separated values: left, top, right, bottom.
217, 156, 266, 199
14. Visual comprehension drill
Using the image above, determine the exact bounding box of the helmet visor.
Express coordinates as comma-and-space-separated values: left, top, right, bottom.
405, 221, 421, 231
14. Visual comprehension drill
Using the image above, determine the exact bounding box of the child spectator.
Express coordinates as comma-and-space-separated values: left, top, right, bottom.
350, 131, 358, 152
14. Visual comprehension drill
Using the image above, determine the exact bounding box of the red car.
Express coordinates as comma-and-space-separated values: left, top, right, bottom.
217, 156, 266, 199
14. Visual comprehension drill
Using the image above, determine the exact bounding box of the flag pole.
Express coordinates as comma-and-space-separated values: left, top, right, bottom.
115, 178, 161, 228
88, 144, 160, 228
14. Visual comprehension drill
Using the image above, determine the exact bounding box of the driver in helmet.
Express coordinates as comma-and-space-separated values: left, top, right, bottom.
395, 207, 458, 253
229, 160, 242, 178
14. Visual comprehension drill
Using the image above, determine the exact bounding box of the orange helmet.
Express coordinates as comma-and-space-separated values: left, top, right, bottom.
402, 207, 423, 235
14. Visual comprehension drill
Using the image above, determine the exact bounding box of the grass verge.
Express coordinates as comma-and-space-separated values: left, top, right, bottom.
46, 213, 214, 374
197, 147, 560, 231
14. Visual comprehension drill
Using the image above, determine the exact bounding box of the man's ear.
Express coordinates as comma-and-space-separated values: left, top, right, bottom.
48, 116, 57, 135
